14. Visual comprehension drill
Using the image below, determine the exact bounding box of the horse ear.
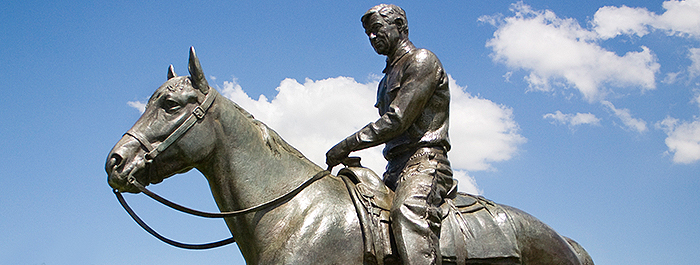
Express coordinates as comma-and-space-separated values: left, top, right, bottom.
167, 65, 177, 79
188, 46, 210, 94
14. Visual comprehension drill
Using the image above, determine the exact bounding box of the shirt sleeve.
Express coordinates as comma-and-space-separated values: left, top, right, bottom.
346, 50, 441, 151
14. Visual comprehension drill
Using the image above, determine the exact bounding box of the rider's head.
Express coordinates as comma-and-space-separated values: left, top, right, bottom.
361, 4, 409, 56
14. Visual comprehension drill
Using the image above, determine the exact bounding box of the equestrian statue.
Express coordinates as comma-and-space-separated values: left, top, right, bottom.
105, 5, 593, 265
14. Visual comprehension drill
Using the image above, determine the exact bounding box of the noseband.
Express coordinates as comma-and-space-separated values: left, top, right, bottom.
113, 86, 331, 249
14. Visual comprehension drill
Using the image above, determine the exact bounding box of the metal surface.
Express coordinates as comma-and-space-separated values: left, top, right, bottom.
106, 38, 592, 265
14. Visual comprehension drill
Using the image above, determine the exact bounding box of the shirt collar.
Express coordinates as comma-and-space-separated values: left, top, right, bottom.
383, 40, 415, 73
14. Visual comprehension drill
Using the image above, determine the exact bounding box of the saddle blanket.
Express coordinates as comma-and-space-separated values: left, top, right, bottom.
339, 167, 520, 265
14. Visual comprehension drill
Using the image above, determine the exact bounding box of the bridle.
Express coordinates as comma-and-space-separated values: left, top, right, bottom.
124, 84, 217, 164
113, 85, 330, 249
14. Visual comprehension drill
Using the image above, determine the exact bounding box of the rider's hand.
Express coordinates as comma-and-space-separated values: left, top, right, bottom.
326, 139, 351, 169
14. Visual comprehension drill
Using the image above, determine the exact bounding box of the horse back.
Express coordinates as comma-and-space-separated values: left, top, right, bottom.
338, 166, 521, 265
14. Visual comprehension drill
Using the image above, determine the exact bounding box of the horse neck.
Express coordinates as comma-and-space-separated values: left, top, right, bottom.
197, 97, 322, 212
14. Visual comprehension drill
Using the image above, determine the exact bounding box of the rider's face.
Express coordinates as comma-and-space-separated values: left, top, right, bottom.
363, 13, 402, 56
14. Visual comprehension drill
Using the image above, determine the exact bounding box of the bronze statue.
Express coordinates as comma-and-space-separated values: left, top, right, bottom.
106, 47, 593, 264
326, 4, 452, 265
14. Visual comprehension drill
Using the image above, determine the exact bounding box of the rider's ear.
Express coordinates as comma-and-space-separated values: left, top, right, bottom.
394, 17, 403, 28
394, 17, 407, 35
167, 65, 177, 80
188, 46, 210, 95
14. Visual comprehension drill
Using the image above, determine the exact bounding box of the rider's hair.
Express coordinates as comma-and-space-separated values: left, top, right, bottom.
361, 4, 408, 35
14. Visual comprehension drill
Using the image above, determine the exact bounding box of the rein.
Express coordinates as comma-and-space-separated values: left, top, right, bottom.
113, 170, 330, 249
114, 188, 236, 249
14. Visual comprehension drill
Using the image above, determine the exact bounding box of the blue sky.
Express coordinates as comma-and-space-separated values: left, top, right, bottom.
1, 0, 699, 264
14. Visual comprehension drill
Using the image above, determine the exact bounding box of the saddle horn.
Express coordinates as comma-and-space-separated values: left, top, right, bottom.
167, 64, 177, 79
188, 47, 210, 94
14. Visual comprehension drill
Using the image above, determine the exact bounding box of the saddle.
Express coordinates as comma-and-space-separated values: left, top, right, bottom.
338, 165, 521, 265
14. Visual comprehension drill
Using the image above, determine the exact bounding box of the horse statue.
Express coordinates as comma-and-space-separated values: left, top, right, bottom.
106, 47, 593, 265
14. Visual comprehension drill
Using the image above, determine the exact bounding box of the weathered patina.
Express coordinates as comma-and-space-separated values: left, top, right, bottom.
106, 47, 593, 264
327, 5, 453, 264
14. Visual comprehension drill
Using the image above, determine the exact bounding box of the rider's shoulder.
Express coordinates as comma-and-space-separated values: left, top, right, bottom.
405, 48, 442, 71
410, 48, 438, 61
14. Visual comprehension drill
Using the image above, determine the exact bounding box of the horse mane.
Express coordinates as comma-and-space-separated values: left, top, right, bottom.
228, 100, 307, 159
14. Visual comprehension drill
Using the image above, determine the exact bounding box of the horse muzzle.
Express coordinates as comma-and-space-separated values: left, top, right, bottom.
106, 135, 148, 193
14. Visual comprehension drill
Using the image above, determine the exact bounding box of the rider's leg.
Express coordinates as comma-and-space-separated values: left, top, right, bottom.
389, 151, 453, 265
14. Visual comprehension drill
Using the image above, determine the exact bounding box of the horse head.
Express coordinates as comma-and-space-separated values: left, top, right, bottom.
106, 47, 218, 193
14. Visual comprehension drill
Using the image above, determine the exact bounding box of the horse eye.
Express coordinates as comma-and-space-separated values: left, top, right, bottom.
163, 99, 181, 113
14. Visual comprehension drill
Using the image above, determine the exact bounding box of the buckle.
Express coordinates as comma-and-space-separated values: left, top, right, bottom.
193, 106, 205, 119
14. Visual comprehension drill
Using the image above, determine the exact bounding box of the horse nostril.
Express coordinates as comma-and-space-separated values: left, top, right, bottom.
107, 153, 123, 171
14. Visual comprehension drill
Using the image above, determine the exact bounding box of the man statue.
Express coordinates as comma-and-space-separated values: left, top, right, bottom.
326, 4, 454, 265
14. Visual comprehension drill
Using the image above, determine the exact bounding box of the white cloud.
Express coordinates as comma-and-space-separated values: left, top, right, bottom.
503, 71, 513, 82
482, 2, 660, 103
663, 48, 700, 84
481, 1, 700, 164
654, 86, 700, 164
689, 48, 700, 79
656, 0, 700, 37
127, 101, 146, 114
220, 76, 525, 194
543, 110, 601, 127
657, 116, 700, 164
593, 0, 700, 39
601, 100, 648, 133
453, 170, 481, 195
592, 0, 700, 83
593, 1, 700, 83
448, 76, 526, 172
221, 76, 384, 174
593, 5, 655, 39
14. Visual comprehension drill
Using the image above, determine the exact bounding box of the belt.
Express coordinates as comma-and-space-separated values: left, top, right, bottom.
386, 146, 447, 172
408, 146, 446, 161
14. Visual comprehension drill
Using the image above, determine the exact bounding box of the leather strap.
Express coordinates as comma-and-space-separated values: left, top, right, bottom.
128, 170, 330, 218
114, 170, 330, 249
114, 188, 236, 249
145, 88, 217, 161
125, 131, 154, 153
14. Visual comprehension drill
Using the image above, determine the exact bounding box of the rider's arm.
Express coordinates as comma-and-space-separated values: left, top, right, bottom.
346, 50, 441, 151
